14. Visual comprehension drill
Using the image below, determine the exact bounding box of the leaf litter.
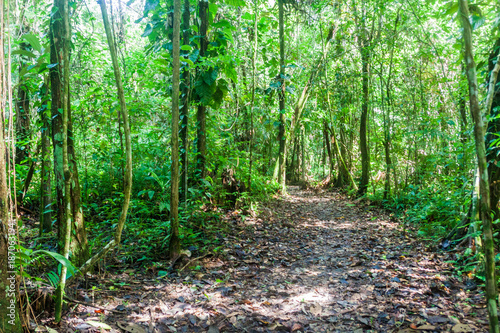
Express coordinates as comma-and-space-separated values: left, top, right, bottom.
58, 186, 488, 332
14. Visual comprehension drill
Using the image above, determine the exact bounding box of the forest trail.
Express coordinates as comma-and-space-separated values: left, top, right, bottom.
67, 187, 487, 332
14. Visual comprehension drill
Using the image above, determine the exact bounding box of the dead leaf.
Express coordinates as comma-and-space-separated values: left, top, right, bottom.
117, 321, 147, 333
309, 304, 322, 316
452, 323, 473, 333
207, 325, 220, 333
416, 324, 436, 331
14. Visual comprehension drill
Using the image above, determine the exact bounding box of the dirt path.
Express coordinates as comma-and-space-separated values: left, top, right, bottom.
65, 187, 488, 332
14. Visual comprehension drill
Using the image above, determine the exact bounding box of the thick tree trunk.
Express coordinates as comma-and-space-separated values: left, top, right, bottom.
459, 1, 499, 331
54, 0, 72, 321
49, 6, 65, 240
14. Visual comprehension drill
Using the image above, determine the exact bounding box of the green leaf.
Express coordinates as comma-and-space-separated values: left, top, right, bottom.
12, 49, 36, 58
143, 0, 159, 15
180, 56, 194, 67
225, 0, 245, 6
471, 14, 485, 31
22, 33, 42, 53
242, 12, 253, 20
181, 45, 192, 51
159, 202, 170, 212
142, 24, 153, 37
209, 3, 218, 15
148, 190, 155, 199
31, 250, 76, 276
443, 1, 458, 16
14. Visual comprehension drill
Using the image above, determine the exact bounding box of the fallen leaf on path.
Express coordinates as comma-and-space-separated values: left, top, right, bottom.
416, 324, 436, 330
116, 321, 147, 333
452, 323, 473, 332
87, 321, 112, 330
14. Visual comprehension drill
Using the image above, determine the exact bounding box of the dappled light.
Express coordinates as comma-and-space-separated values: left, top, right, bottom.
0, 0, 498, 330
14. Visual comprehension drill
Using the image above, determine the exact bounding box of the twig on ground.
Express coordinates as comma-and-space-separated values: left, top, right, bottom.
178, 253, 211, 272
63, 296, 123, 314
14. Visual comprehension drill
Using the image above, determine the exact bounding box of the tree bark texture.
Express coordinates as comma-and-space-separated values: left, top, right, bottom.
277, 0, 286, 192
40, 81, 52, 234
459, 1, 499, 332
180, 0, 190, 203
49, 0, 89, 267
359, 52, 370, 195
486, 38, 500, 221
196, 0, 208, 181
169, 0, 182, 258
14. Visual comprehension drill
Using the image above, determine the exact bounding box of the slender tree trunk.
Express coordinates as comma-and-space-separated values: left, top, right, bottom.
382, 12, 399, 200
290, 138, 298, 182
248, 0, 258, 191
99, 0, 133, 246
0, 2, 21, 328
73, 0, 135, 277
459, 63, 468, 176
50, 0, 89, 267
323, 121, 334, 178
180, 0, 190, 203
277, 0, 286, 192
300, 126, 306, 183
196, 0, 208, 181
359, 52, 370, 195
40, 81, 52, 234
15, 36, 30, 166
459, 2, 499, 332
169, 0, 182, 258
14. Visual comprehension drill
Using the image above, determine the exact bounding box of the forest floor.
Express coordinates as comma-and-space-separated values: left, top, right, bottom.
57, 186, 489, 333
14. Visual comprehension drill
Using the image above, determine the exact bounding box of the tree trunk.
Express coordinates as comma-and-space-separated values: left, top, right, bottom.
323, 121, 334, 178
486, 38, 500, 221
277, 0, 286, 192
0, 5, 21, 328
99, 0, 133, 246
459, 1, 499, 331
180, 0, 190, 203
300, 126, 306, 183
248, 0, 258, 191
358, 52, 370, 195
54, 0, 72, 321
459, 62, 468, 176
196, 0, 208, 181
50, 0, 89, 267
15, 36, 30, 166
40, 81, 52, 234
169, 0, 182, 259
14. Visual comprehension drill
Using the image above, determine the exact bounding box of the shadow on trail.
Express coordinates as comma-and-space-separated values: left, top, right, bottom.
64, 186, 487, 333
